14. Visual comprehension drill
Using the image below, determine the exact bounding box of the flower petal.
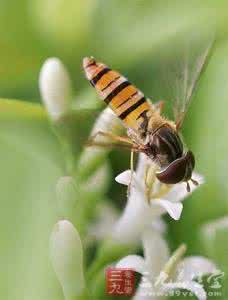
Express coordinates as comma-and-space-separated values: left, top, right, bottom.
115, 170, 132, 186
152, 199, 183, 220
142, 228, 170, 280
176, 256, 219, 282
133, 279, 158, 300
116, 255, 147, 275
164, 172, 204, 203
113, 153, 169, 244
161, 281, 207, 300
151, 218, 167, 235
136, 153, 152, 179
112, 169, 149, 243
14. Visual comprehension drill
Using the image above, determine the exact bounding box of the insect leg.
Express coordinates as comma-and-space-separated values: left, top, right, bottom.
90, 131, 133, 145
130, 149, 134, 173
144, 164, 152, 203
127, 128, 143, 144
127, 150, 135, 197
85, 139, 143, 153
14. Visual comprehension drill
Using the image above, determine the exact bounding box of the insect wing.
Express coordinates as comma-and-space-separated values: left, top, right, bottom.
161, 31, 214, 130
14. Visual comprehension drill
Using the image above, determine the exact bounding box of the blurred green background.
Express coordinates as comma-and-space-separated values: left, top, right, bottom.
1, 0, 228, 299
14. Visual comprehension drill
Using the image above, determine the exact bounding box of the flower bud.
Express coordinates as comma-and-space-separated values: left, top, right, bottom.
76, 107, 123, 180
50, 220, 85, 299
39, 58, 72, 120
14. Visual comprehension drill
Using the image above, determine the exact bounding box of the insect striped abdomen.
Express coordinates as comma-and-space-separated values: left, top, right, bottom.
83, 57, 152, 131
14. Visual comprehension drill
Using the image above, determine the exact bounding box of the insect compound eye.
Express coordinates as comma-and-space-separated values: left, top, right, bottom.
155, 151, 195, 184
152, 126, 183, 164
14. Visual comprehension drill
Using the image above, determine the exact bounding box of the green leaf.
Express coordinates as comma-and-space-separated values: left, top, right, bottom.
0, 99, 64, 168
0, 99, 66, 300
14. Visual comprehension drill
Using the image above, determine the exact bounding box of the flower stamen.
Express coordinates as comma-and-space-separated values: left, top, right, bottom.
155, 243, 187, 286
144, 163, 172, 202
144, 163, 159, 201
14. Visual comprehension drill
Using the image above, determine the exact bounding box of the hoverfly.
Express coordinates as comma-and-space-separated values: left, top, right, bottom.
83, 36, 213, 192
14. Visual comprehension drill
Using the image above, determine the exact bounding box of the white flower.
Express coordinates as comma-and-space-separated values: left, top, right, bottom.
113, 153, 204, 243
116, 228, 218, 300
50, 220, 86, 299
39, 57, 73, 119
86, 201, 167, 246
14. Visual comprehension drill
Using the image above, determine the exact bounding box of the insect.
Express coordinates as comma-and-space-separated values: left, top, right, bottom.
83, 40, 213, 192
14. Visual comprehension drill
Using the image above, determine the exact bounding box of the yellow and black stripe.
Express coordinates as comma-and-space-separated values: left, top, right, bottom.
83, 57, 152, 132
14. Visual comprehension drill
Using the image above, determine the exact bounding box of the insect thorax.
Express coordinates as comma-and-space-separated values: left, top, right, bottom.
145, 123, 183, 167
